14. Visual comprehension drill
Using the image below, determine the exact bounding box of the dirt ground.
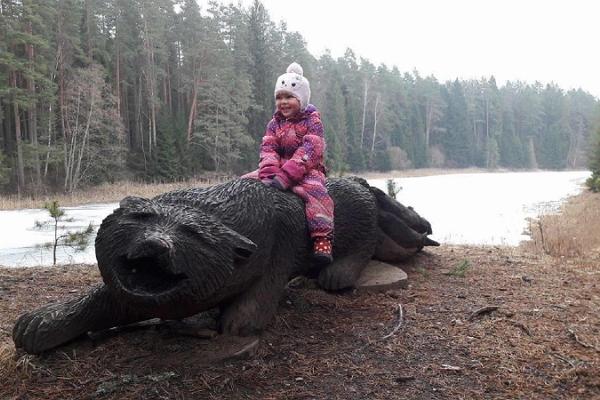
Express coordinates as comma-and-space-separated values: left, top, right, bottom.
1, 195, 600, 399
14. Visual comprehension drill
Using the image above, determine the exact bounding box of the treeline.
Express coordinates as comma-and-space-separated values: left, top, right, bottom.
1, 0, 599, 196
585, 125, 600, 191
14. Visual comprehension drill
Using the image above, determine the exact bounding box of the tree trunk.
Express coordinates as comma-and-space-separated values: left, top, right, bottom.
44, 102, 53, 177
142, 14, 157, 153
214, 104, 220, 171
425, 99, 433, 163
57, 7, 68, 188
360, 79, 368, 149
26, 20, 41, 191
136, 75, 143, 152
85, 0, 92, 60
53, 216, 58, 266
528, 137, 538, 169
485, 95, 490, 168
115, 44, 121, 119
187, 79, 198, 142
371, 93, 379, 155
11, 71, 26, 195
71, 93, 95, 192
166, 63, 173, 113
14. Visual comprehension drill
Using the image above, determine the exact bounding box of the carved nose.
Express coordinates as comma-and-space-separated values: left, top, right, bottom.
127, 235, 172, 259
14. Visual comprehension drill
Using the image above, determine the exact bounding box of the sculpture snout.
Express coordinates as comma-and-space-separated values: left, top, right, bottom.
127, 234, 173, 260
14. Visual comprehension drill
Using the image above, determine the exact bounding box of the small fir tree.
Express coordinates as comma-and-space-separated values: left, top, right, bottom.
386, 179, 402, 200
34, 201, 94, 266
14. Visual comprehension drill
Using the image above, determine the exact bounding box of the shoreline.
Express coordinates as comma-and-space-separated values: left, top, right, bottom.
0, 168, 588, 211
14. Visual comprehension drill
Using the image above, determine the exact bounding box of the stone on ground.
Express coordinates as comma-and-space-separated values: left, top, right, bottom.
356, 260, 408, 291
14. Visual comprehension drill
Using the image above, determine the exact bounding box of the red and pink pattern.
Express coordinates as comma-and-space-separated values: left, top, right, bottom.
244, 104, 334, 240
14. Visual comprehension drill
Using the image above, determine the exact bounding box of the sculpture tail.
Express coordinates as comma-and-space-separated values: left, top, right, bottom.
346, 176, 438, 262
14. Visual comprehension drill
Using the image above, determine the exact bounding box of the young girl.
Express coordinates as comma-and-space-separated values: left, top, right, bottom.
243, 62, 334, 264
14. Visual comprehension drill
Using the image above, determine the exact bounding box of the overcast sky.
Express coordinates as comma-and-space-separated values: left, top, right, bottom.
201, 0, 600, 98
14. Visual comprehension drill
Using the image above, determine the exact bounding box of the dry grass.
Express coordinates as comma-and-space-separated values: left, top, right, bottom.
0, 342, 37, 383
0, 341, 17, 380
0, 175, 232, 210
523, 190, 600, 258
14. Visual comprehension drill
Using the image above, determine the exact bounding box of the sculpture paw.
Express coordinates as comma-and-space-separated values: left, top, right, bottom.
219, 300, 266, 337
13, 303, 75, 354
318, 260, 363, 291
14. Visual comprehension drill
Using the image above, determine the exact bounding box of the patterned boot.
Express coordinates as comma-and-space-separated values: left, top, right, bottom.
312, 237, 333, 265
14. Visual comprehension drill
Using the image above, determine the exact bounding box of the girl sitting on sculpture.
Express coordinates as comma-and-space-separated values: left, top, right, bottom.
244, 62, 334, 265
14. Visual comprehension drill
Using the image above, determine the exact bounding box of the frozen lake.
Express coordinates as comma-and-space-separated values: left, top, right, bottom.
0, 170, 590, 267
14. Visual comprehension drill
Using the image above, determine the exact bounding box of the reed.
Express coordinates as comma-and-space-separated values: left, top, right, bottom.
0, 342, 37, 383
524, 190, 600, 258
0, 175, 233, 210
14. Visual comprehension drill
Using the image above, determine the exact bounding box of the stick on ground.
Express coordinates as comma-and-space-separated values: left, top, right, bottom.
382, 303, 404, 339
468, 306, 499, 321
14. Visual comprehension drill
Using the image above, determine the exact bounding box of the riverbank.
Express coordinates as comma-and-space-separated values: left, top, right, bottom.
1, 189, 599, 398
0, 168, 535, 210
0, 175, 233, 210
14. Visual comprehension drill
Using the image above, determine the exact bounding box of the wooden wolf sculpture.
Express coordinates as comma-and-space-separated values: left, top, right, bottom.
13, 177, 437, 354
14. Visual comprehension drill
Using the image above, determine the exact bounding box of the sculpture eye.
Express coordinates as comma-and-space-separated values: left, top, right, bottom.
129, 211, 154, 220
180, 224, 200, 236
281, 80, 285, 84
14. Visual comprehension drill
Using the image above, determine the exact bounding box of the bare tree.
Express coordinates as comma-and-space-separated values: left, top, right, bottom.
371, 93, 380, 155
360, 78, 368, 149
62, 65, 124, 192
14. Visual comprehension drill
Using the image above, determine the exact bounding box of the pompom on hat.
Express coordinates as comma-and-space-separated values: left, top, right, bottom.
274, 62, 311, 111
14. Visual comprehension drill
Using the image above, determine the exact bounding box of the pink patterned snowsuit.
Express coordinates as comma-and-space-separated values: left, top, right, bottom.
243, 104, 334, 240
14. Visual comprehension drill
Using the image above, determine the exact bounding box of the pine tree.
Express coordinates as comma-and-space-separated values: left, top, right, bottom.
34, 200, 94, 266
1, 0, 599, 195
415, 74, 445, 167
442, 80, 472, 167
150, 112, 180, 181
538, 84, 570, 169
245, 0, 277, 140
586, 124, 600, 191
316, 53, 348, 174
0, 149, 10, 186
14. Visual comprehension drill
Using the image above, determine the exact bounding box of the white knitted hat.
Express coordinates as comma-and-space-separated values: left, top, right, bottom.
274, 62, 311, 111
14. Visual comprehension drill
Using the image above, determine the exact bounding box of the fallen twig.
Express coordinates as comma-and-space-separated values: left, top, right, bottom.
382, 304, 404, 339
87, 318, 219, 342
550, 352, 578, 368
493, 318, 531, 336
87, 318, 162, 341
468, 306, 499, 321
440, 364, 462, 371
493, 319, 532, 336
509, 320, 531, 336
567, 328, 600, 352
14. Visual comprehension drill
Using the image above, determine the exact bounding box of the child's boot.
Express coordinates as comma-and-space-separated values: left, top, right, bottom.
312, 237, 333, 265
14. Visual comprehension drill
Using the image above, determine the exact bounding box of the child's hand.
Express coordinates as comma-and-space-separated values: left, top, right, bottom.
261, 175, 289, 191
258, 165, 281, 180
270, 176, 288, 190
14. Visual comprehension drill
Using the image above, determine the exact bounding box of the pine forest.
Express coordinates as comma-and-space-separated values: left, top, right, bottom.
1, 0, 600, 196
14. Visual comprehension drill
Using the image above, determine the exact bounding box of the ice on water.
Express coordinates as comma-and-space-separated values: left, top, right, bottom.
0, 170, 590, 267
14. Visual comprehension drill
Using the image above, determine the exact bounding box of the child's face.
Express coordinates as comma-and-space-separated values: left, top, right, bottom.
276, 92, 301, 118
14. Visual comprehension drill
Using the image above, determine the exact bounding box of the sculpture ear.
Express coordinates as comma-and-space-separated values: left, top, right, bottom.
119, 196, 150, 209
222, 226, 257, 267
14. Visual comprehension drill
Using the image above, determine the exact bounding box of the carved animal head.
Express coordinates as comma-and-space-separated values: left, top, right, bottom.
95, 196, 256, 304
